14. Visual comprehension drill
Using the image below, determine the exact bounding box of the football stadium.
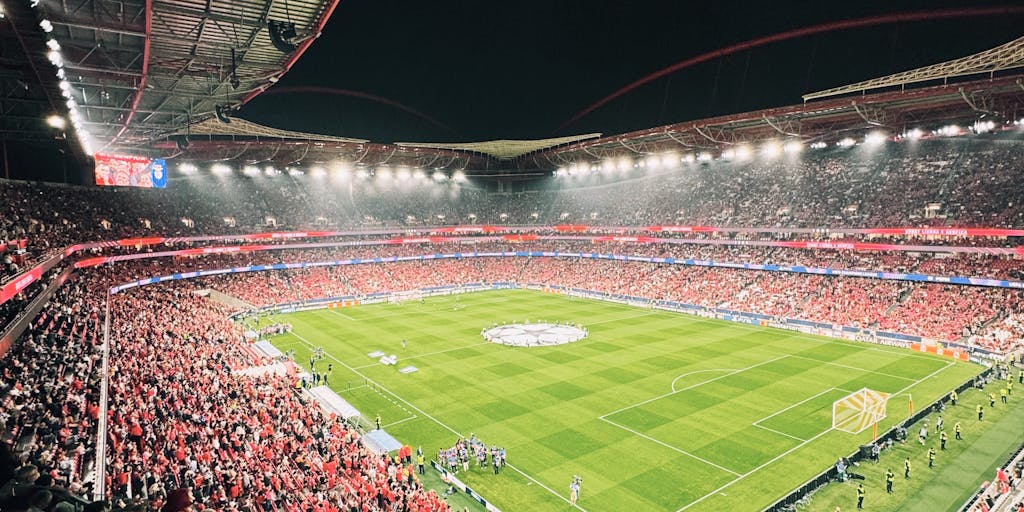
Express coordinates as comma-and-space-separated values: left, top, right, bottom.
3, 2, 1024, 512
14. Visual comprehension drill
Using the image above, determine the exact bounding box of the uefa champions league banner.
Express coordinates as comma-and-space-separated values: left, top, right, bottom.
106, 251, 1024, 295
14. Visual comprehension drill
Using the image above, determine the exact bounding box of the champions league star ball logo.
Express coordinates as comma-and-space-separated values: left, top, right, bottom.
152, 164, 164, 181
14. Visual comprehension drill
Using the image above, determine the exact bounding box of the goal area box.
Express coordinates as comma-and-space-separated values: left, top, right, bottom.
832, 388, 890, 434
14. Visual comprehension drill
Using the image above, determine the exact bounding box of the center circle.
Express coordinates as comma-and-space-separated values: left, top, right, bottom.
481, 322, 588, 347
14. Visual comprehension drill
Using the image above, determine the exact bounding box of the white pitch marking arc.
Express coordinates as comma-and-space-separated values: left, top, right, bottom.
671, 369, 740, 393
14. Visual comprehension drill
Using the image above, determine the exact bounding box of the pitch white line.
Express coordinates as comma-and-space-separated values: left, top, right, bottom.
285, 330, 589, 512
674, 360, 956, 511
382, 415, 419, 429
599, 416, 743, 476
327, 308, 357, 321
752, 387, 848, 426
601, 355, 789, 418
752, 424, 807, 442
787, 354, 917, 381
670, 369, 738, 393
586, 311, 659, 326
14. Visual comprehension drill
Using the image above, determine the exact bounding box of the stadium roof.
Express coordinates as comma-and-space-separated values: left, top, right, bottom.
35, 0, 341, 154
394, 134, 601, 160
804, 35, 1024, 100
530, 73, 1024, 168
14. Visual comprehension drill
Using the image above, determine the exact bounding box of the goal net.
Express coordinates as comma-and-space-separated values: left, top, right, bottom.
832, 388, 890, 434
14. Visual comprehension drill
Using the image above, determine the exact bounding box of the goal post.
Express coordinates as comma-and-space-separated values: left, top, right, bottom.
833, 388, 890, 434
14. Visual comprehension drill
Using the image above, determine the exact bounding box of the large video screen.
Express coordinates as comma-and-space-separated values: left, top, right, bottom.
94, 154, 168, 188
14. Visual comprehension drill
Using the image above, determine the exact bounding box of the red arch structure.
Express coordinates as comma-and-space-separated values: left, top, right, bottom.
557, 6, 1024, 133
262, 86, 457, 135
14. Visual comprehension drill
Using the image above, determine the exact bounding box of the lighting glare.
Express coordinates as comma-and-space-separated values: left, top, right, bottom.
432, 171, 446, 181
39, 19, 53, 32
734, 145, 752, 161
864, 131, 887, 145
452, 170, 467, 182
837, 137, 856, 147
45, 115, 66, 129
902, 128, 923, 140
242, 166, 260, 176
287, 168, 303, 176
783, 141, 803, 154
760, 141, 782, 158
46, 39, 60, 51
211, 163, 232, 175
178, 163, 198, 174
309, 166, 326, 178
47, 51, 62, 66
809, 141, 827, 149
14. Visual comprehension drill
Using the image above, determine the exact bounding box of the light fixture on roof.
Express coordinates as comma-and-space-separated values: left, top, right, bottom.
267, 20, 299, 53
836, 137, 856, 147
432, 170, 446, 181
214, 104, 233, 124
809, 141, 827, 149
178, 163, 198, 174
47, 50, 62, 66
210, 163, 232, 175
45, 115, 66, 129
734, 145, 752, 160
242, 165, 260, 176
39, 19, 52, 32
46, 39, 60, 51
864, 131, 888, 146
901, 128, 924, 140
760, 141, 782, 158
452, 170, 467, 182
783, 140, 803, 154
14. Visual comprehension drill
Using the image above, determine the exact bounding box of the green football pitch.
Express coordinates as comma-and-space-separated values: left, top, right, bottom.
262, 289, 983, 512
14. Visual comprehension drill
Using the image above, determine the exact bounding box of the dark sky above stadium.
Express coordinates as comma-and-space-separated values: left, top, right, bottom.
243, 0, 1023, 143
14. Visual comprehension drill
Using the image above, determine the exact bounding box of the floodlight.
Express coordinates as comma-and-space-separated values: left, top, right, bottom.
39, 19, 52, 32
376, 166, 392, 180
47, 50, 62, 66
46, 39, 60, 51
903, 128, 923, 140
734, 145, 752, 160
412, 168, 425, 179
45, 115, 66, 129
432, 171, 446, 181
264, 165, 277, 175
355, 168, 368, 179
309, 166, 326, 178
287, 168, 303, 176
783, 140, 803, 154
396, 167, 411, 180
210, 163, 232, 175
721, 149, 736, 160
760, 141, 782, 158
452, 170, 467, 182
242, 166, 260, 176
616, 156, 632, 171
682, 153, 696, 163
178, 163, 198, 174
696, 152, 712, 162
864, 131, 887, 145
267, 20, 298, 53
809, 141, 827, 149
214, 104, 232, 124
837, 137, 856, 147
661, 153, 679, 168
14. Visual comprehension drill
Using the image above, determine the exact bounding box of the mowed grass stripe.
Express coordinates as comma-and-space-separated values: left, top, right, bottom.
264, 289, 984, 512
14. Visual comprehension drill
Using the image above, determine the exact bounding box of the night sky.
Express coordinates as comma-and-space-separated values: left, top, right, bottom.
240, 0, 1024, 144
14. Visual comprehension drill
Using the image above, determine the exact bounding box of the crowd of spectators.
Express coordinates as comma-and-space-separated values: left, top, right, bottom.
2, 138, 1024, 281
0, 276, 104, 510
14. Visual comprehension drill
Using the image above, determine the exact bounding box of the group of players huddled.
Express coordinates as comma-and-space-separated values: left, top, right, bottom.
439, 434, 507, 475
